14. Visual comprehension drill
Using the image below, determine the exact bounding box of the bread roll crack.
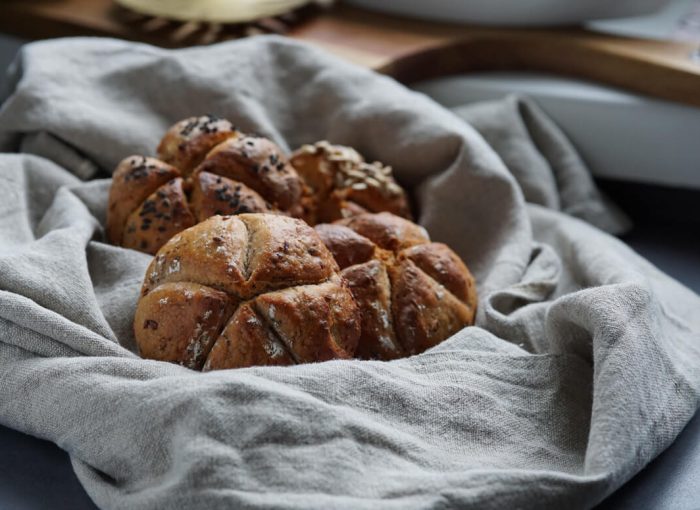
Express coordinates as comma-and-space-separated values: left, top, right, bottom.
389, 258, 475, 356
251, 300, 302, 365
135, 281, 234, 370
203, 301, 295, 370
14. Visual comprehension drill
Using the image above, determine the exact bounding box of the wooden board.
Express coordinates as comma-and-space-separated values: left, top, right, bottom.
290, 7, 700, 108
1, 1, 699, 107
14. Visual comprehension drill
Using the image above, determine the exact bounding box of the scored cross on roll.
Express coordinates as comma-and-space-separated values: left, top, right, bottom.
134, 213, 361, 370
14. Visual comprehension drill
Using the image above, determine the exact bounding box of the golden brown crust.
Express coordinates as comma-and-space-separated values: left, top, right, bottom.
290, 141, 411, 223
317, 212, 477, 360
135, 214, 360, 370
106, 156, 180, 245
142, 215, 337, 299
341, 260, 403, 360
141, 215, 249, 297
254, 276, 360, 363
402, 242, 477, 306
313, 191, 370, 226
243, 214, 338, 296
196, 135, 303, 214
290, 145, 342, 199
203, 302, 294, 371
314, 224, 376, 270
190, 171, 274, 222
142, 214, 337, 299
336, 212, 429, 252
389, 258, 475, 355
157, 115, 238, 176
122, 177, 196, 255
134, 282, 233, 370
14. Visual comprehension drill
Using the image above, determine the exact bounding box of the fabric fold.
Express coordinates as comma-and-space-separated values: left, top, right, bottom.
453, 95, 631, 235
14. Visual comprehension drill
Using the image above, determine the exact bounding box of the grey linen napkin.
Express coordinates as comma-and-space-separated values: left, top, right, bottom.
452, 95, 631, 235
0, 37, 698, 510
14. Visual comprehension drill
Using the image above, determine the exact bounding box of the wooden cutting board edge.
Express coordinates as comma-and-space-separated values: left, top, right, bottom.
0, 1, 698, 107
289, 6, 700, 108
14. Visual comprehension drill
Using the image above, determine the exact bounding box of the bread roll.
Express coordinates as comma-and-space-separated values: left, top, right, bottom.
316, 212, 477, 360
189, 171, 273, 221
106, 155, 275, 255
194, 134, 304, 217
106, 156, 180, 246
135, 213, 360, 370
157, 115, 238, 175
121, 176, 196, 254
291, 141, 412, 224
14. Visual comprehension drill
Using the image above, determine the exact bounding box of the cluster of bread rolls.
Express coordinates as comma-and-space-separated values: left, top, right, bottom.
106, 114, 410, 255
108, 115, 477, 370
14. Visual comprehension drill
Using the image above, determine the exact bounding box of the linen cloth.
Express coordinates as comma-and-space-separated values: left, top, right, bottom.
452, 96, 630, 235
0, 37, 698, 510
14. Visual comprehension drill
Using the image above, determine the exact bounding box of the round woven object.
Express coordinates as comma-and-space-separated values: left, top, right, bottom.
114, 0, 324, 23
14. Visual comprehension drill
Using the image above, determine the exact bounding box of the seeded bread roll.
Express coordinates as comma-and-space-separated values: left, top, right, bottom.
291, 141, 411, 224
194, 135, 304, 217
106, 155, 276, 255
135, 214, 360, 370
190, 171, 274, 222
315, 212, 477, 360
106, 156, 180, 246
121, 177, 196, 255
157, 115, 238, 176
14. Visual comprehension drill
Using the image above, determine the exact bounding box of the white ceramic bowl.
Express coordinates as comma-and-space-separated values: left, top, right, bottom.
343, 0, 672, 26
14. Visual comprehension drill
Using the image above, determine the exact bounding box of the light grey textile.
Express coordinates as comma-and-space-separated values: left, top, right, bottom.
0, 37, 698, 510
452, 96, 631, 235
